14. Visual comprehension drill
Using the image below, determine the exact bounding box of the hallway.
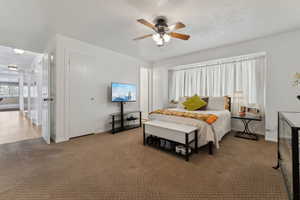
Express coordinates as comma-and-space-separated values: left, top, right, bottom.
0, 111, 41, 145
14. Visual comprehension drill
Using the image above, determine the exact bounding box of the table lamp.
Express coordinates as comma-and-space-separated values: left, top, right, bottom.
233, 91, 245, 115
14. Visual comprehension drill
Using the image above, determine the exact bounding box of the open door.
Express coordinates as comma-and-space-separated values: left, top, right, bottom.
41, 54, 53, 144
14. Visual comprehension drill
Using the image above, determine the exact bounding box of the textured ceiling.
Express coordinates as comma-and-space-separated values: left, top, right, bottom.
0, 45, 40, 74
0, 0, 300, 62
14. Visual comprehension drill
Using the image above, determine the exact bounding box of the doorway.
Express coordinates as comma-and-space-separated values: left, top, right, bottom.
0, 45, 51, 145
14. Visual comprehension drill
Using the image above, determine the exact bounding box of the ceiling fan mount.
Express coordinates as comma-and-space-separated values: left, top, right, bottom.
154, 16, 168, 34
134, 16, 190, 47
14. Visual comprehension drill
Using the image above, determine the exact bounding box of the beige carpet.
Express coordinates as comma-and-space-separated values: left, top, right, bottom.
0, 128, 288, 200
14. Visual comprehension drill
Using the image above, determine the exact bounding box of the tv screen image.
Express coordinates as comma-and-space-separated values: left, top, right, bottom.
111, 82, 137, 102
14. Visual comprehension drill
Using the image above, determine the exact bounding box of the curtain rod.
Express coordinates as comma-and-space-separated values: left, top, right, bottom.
171, 54, 266, 72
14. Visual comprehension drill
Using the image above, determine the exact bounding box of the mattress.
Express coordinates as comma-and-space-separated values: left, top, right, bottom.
149, 108, 231, 148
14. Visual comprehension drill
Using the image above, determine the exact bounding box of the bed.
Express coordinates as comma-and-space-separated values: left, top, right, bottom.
149, 96, 232, 149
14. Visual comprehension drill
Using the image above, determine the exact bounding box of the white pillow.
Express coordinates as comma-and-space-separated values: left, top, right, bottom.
206, 96, 226, 110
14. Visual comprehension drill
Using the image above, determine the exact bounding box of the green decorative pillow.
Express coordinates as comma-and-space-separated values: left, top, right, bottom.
182, 95, 207, 111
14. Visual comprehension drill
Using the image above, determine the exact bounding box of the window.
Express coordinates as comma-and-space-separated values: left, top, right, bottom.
0, 82, 19, 97
169, 53, 266, 110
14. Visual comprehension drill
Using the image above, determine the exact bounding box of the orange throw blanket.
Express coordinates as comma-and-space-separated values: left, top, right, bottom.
149, 109, 218, 124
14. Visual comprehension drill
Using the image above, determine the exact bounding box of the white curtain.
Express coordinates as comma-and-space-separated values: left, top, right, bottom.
169, 55, 266, 110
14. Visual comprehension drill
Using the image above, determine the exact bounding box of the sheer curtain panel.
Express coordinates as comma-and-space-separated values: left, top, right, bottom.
169, 54, 266, 111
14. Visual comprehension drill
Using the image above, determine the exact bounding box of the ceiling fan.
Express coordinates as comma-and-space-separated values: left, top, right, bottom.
134, 16, 190, 47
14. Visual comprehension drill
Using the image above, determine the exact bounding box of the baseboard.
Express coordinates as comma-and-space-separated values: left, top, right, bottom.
55, 137, 69, 143
265, 134, 277, 142
265, 137, 277, 142
55, 127, 139, 143
94, 128, 111, 134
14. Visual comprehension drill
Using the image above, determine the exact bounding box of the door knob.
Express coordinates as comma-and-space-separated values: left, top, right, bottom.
43, 98, 54, 102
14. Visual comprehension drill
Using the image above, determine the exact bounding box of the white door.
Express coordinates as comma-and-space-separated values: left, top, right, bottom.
140, 67, 149, 119
69, 52, 96, 138
41, 54, 52, 144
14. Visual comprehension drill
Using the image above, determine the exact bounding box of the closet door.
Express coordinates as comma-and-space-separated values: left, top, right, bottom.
69, 52, 96, 138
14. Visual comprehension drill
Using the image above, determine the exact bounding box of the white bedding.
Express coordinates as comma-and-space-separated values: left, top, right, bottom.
149, 108, 231, 148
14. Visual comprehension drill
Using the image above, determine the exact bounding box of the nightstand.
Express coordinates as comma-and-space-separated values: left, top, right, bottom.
231, 114, 262, 141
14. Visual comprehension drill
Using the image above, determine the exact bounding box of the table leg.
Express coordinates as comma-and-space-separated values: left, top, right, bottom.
185, 133, 189, 162
235, 119, 258, 140
195, 130, 198, 154
243, 119, 251, 133
112, 115, 115, 134
139, 111, 142, 127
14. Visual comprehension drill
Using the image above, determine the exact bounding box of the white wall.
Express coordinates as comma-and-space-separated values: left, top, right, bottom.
140, 67, 150, 119
152, 29, 300, 142
54, 35, 150, 142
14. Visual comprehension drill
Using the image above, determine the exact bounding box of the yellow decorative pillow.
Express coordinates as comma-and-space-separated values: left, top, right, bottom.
182, 95, 207, 111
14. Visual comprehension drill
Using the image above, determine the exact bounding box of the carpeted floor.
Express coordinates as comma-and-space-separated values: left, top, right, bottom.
0, 128, 288, 200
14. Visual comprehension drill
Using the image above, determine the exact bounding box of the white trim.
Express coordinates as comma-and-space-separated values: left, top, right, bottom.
65, 48, 70, 141
263, 54, 269, 141
265, 131, 277, 142
54, 37, 67, 143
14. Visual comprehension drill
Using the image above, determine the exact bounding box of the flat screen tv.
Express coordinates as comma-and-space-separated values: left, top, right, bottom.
111, 82, 137, 102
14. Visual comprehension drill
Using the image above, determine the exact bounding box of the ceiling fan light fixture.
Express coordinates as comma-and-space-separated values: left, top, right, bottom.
152, 33, 171, 46
152, 34, 163, 46
156, 40, 164, 47
135, 18, 189, 46
152, 34, 161, 42
163, 34, 171, 43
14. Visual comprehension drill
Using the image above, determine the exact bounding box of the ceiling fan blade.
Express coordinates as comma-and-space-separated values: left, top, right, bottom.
169, 22, 186, 31
133, 34, 153, 41
137, 19, 157, 31
169, 32, 190, 40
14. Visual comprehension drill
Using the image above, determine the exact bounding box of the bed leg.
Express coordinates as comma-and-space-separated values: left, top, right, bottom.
208, 141, 213, 155
195, 130, 198, 154
143, 124, 146, 146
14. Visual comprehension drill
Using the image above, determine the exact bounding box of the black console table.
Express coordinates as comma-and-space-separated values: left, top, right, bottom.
274, 111, 300, 200
110, 110, 142, 134
232, 114, 262, 140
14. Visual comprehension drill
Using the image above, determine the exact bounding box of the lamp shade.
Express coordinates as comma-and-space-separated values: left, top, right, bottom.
233, 91, 245, 114
233, 91, 244, 99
